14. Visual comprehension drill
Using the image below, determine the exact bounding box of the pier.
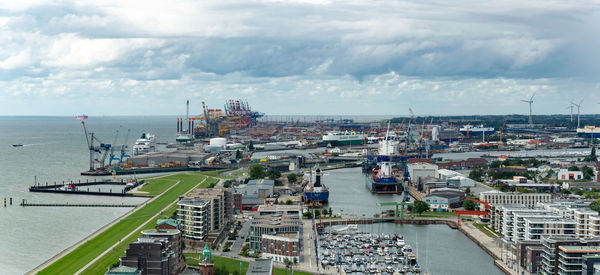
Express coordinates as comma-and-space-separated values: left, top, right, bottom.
20, 201, 138, 207
28, 179, 144, 197
315, 216, 459, 231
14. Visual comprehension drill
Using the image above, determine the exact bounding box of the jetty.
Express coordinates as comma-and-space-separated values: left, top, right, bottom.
20, 201, 138, 207
28, 179, 144, 197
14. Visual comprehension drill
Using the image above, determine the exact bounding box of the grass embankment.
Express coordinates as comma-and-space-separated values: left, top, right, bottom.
39, 173, 217, 275
409, 211, 458, 218
473, 223, 499, 238
184, 254, 312, 275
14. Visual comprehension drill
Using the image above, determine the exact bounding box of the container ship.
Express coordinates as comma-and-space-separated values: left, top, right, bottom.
322, 131, 366, 146
303, 168, 329, 204
577, 126, 600, 138
459, 125, 495, 137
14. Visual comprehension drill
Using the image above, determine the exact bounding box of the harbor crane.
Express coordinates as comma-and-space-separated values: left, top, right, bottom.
81, 121, 111, 172
108, 128, 131, 166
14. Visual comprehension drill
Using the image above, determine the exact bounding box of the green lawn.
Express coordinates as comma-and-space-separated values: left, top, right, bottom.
135, 178, 180, 196
39, 173, 216, 275
473, 223, 499, 238
184, 254, 312, 275
409, 211, 458, 218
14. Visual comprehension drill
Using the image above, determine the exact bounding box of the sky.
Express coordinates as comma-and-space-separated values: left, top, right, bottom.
1, 0, 599, 116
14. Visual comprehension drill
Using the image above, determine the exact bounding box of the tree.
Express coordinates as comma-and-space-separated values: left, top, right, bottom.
285, 199, 293, 205
463, 199, 477, 211
302, 211, 312, 218
235, 149, 242, 159
591, 199, 600, 214
267, 168, 281, 180
287, 173, 297, 183
469, 169, 483, 182
568, 166, 580, 171
413, 201, 430, 215
249, 164, 265, 179
586, 147, 597, 162
465, 187, 471, 195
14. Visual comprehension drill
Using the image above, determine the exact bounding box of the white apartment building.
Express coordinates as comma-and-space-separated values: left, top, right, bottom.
481, 190, 551, 207
176, 197, 209, 240
523, 217, 576, 241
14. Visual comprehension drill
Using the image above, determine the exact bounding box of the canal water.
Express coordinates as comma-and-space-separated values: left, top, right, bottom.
322, 167, 504, 275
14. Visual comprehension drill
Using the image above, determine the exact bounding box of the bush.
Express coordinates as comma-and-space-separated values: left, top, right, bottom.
249, 164, 265, 179
267, 168, 281, 180
463, 199, 477, 211
287, 173, 297, 183
413, 201, 430, 214
591, 199, 600, 213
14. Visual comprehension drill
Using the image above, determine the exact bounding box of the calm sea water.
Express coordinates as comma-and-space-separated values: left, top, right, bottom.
0, 116, 177, 274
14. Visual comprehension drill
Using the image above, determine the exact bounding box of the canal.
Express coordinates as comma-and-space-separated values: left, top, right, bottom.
321, 167, 504, 275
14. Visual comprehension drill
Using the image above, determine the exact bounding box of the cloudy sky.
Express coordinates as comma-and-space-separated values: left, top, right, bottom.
1, 0, 599, 116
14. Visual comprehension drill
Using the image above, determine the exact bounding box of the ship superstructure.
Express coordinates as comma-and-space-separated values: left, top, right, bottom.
322, 131, 366, 146
366, 123, 401, 193
303, 168, 329, 203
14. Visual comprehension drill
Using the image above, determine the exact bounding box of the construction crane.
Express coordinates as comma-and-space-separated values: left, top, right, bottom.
81, 121, 111, 171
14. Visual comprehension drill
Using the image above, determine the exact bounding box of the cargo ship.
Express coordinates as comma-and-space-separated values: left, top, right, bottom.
577, 126, 600, 138
303, 168, 329, 203
366, 124, 401, 193
322, 131, 366, 146
459, 125, 495, 137
366, 161, 400, 193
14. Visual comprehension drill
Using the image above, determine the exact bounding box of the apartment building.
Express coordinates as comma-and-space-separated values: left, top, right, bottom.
176, 197, 210, 240
481, 190, 551, 207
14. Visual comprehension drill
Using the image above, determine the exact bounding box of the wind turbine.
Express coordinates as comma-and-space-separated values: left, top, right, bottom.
571, 99, 583, 129
567, 104, 574, 122
521, 92, 536, 126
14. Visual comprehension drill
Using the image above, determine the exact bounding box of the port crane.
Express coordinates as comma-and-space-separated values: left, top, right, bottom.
108, 129, 131, 166
81, 121, 111, 171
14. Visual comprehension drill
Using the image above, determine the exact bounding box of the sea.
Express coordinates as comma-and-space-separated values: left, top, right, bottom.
1, 116, 502, 274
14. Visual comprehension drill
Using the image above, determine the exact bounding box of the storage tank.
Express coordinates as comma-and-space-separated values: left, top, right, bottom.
209, 138, 227, 147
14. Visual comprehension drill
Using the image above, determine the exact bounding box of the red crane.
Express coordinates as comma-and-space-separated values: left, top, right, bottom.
453, 198, 491, 226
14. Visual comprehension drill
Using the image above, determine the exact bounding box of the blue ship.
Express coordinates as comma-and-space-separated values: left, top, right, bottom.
303, 168, 329, 203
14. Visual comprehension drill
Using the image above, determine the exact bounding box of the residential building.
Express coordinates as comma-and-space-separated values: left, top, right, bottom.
177, 197, 209, 240
480, 190, 551, 207
186, 188, 234, 231
246, 258, 274, 275
582, 255, 600, 275
140, 228, 185, 273
261, 232, 301, 263
249, 214, 301, 251
539, 236, 600, 275
120, 237, 174, 275
557, 246, 600, 275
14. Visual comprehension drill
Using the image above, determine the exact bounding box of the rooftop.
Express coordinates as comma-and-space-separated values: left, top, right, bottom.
246, 258, 274, 275
559, 246, 600, 253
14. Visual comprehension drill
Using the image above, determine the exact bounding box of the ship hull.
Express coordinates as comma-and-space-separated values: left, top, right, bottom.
459, 130, 495, 136
303, 191, 329, 202
324, 139, 364, 146
365, 175, 401, 194
578, 132, 600, 138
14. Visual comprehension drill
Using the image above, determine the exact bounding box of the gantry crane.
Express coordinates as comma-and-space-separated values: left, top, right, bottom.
81, 121, 111, 171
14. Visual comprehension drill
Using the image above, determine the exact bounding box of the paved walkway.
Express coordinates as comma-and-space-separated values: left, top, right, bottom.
461, 222, 517, 275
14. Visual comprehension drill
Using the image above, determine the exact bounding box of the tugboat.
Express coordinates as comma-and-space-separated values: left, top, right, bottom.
303, 168, 329, 204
